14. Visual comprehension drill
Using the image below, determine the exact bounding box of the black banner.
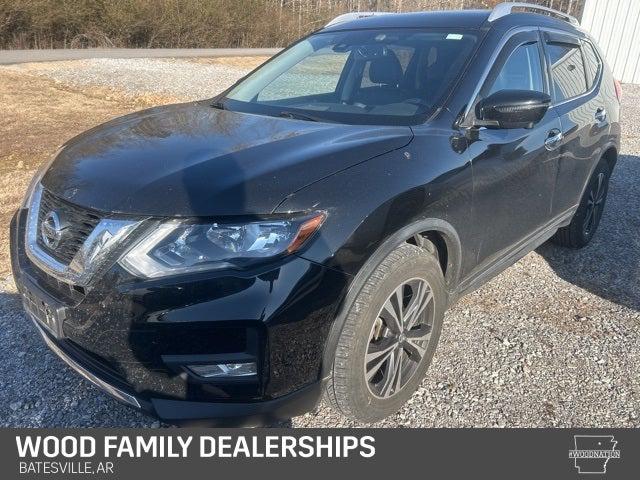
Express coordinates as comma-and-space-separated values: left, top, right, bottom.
3, 428, 637, 479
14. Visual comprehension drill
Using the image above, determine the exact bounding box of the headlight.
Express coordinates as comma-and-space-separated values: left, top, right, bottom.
119, 213, 325, 278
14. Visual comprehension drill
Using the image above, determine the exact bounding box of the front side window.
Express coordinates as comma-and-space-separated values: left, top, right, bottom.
487, 42, 544, 95
547, 42, 588, 101
223, 29, 478, 125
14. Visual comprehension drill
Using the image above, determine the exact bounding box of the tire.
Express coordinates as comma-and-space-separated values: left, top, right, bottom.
552, 160, 611, 249
325, 242, 446, 423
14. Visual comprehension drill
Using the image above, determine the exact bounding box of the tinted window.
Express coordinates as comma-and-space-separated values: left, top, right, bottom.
488, 43, 544, 95
224, 30, 478, 125
583, 41, 602, 88
547, 43, 588, 101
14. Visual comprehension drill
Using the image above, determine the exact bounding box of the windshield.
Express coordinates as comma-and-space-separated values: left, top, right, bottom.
222, 29, 478, 125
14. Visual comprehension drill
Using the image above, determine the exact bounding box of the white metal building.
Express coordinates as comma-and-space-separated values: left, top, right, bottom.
581, 0, 640, 84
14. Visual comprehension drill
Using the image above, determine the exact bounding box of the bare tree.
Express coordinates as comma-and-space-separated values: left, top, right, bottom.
0, 0, 586, 50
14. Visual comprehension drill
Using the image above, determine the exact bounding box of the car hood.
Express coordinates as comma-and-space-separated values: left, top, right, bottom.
41, 101, 413, 217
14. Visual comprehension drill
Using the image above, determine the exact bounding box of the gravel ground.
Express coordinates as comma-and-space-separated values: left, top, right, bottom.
6, 58, 255, 101
1, 59, 639, 428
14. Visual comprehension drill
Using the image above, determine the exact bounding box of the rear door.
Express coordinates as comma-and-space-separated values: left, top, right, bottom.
542, 31, 609, 216
465, 30, 562, 273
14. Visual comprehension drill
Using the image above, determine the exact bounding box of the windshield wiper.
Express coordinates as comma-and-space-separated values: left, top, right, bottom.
210, 99, 226, 110
278, 110, 323, 122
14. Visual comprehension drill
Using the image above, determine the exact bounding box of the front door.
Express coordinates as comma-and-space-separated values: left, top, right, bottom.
465, 30, 562, 275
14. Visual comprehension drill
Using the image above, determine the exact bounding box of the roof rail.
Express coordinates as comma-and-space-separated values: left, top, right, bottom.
488, 2, 579, 26
325, 11, 392, 28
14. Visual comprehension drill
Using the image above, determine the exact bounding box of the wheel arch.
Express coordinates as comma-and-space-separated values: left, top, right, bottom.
321, 217, 462, 379
576, 143, 618, 203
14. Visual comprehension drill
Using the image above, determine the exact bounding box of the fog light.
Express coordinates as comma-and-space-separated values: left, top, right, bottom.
187, 362, 257, 378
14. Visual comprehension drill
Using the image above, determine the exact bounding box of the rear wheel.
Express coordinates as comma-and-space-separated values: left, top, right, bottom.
552, 161, 611, 248
325, 243, 445, 423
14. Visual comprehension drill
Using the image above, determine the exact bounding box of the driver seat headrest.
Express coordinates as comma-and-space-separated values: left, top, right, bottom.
368, 53, 403, 86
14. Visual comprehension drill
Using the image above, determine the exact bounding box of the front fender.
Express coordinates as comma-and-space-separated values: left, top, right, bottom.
274, 143, 474, 378
275, 141, 473, 286
315, 216, 463, 379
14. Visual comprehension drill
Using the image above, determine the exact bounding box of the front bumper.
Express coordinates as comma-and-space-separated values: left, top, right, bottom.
10, 208, 349, 425
31, 318, 322, 426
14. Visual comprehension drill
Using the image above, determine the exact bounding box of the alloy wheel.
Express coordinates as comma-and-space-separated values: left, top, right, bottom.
364, 278, 435, 399
583, 172, 606, 236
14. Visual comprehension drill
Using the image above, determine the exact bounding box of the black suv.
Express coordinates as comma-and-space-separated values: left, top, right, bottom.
11, 3, 620, 425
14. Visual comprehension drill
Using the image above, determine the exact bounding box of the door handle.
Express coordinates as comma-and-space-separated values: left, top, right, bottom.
595, 107, 607, 123
544, 129, 563, 151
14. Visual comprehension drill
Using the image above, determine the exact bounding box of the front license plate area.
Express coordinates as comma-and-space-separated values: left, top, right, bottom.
22, 287, 65, 339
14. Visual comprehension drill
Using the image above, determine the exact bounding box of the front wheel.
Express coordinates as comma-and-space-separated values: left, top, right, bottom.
324, 243, 445, 423
552, 160, 611, 248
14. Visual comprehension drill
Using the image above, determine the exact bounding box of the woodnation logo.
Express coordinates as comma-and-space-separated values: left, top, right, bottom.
569, 435, 620, 474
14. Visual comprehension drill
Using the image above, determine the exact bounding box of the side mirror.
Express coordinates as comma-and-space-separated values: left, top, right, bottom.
476, 90, 551, 129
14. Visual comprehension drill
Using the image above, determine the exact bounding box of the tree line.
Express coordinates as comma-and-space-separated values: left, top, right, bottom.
0, 0, 585, 50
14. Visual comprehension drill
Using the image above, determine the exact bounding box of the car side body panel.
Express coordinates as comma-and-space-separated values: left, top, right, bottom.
280, 18, 621, 379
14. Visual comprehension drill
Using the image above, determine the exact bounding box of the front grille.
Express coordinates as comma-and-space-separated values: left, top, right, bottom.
37, 189, 101, 264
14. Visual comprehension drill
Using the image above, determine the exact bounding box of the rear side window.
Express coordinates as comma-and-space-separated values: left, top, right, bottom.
487, 42, 544, 95
547, 43, 588, 101
582, 41, 602, 88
